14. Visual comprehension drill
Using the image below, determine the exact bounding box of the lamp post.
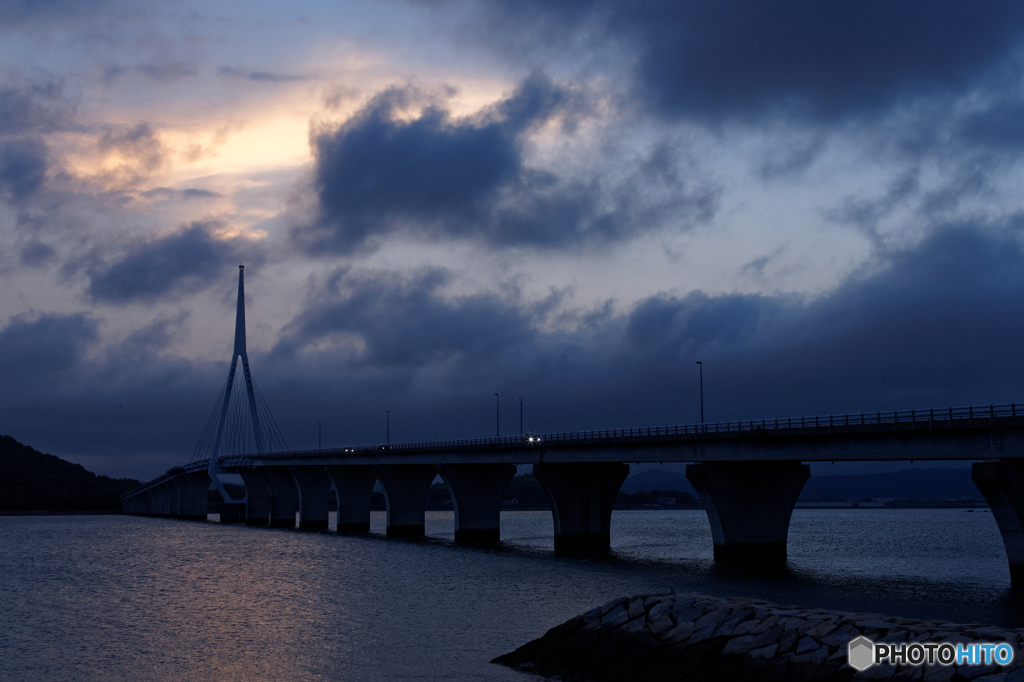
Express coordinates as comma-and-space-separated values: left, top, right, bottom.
695, 361, 704, 426
494, 393, 500, 437
385, 410, 390, 445
519, 397, 523, 436
318, 420, 321, 451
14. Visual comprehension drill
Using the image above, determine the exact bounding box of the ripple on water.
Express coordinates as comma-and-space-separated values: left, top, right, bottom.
0, 508, 1018, 681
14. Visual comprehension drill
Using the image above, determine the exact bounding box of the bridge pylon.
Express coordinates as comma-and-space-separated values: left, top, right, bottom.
191, 265, 288, 506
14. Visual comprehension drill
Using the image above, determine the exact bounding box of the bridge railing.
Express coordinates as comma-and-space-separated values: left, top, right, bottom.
209, 401, 1021, 465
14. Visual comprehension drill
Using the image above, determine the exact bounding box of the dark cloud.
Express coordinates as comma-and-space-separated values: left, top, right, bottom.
86, 221, 261, 305
0, 82, 74, 135
217, 67, 306, 83
20, 240, 55, 267
266, 220, 1024, 450
0, 313, 97, 385
274, 267, 537, 368
98, 123, 164, 173
4, 221, 1022, 479
0, 137, 49, 201
457, 1, 1024, 123
0, 0, 125, 28
295, 72, 717, 253
140, 187, 221, 201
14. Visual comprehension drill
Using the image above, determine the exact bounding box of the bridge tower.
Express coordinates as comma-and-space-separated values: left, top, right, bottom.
193, 265, 288, 507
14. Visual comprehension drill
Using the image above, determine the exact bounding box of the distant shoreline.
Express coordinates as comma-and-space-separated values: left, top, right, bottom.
0, 510, 124, 516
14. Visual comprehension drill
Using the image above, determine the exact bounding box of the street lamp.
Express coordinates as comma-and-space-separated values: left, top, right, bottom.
385, 410, 390, 445
519, 397, 523, 436
695, 361, 704, 425
318, 420, 321, 451
494, 393, 500, 438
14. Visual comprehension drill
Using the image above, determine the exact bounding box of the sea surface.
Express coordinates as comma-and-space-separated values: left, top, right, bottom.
2, 508, 1022, 681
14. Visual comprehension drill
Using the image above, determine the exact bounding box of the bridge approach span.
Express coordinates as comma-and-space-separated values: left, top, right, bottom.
121, 403, 1024, 584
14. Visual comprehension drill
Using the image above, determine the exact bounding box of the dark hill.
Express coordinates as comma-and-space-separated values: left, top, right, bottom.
799, 467, 979, 501
0, 434, 141, 511
623, 467, 981, 502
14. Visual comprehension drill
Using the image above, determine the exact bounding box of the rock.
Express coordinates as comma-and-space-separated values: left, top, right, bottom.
492, 591, 1021, 682
693, 609, 726, 632
722, 635, 758, 656
601, 604, 629, 629
647, 612, 676, 637
821, 624, 865, 648
750, 644, 779, 660
796, 636, 820, 655
646, 600, 673, 626
752, 614, 782, 634
661, 621, 696, 643
777, 627, 801, 655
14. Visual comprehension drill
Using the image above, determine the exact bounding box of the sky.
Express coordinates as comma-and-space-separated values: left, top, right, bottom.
4, 1, 1024, 480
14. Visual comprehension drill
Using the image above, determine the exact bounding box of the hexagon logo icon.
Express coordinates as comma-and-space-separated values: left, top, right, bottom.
848, 636, 875, 671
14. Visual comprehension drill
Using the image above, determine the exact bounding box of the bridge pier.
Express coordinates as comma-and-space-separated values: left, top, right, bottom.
533, 462, 630, 550
291, 467, 331, 530
375, 465, 437, 536
220, 499, 247, 524
239, 468, 272, 526
143, 489, 157, 515
169, 477, 188, 518
156, 482, 172, 517
686, 461, 809, 561
972, 460, 1024, 585
326, 466, 377, 533
182, 472, 210, 521
265, 467, 298, 528
438, 463, 516, 543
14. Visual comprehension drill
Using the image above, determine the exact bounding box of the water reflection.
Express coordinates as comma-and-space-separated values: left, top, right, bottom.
0, 509, 1019, 681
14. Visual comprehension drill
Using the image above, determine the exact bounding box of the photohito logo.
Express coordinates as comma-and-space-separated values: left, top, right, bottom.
848, 636, 1014, 671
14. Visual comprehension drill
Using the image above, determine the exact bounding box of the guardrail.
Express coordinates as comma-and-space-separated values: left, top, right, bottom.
210, 401, 1022, 464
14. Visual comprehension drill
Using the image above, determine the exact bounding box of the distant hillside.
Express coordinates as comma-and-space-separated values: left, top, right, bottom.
0, 434, 141, 511
800, 468, 979, 501
621, 470, 697, 496
622, 467, 981, 502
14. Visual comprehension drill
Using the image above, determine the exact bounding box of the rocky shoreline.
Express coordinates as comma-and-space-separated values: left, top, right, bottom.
492, 591, 1024, 681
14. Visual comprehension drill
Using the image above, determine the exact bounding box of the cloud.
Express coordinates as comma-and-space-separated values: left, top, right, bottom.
0, 313, 98, 385
295, 71, 718, 253
267, 219, 1024, 445
217, 67, 307, 83
0, 137, 49, 201
4, 219, 1022, 478
456, 1, 1024, 124
140, 187, 221, 201
274, 267, 537, 368
0, 82, 74, 135
86, 221, 261, 305
98, 123, 164, 175
0, 0, 126, 28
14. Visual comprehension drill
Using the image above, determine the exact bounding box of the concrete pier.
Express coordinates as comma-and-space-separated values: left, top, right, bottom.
264, 467, 298, 528
438, 463, 516, 543
220, 501, 247, 524
533, 462, 629, 550
973, 459, 1024, 585
326, 465, 377, 533
169, 477, 187, 518
239, 468, 272, 526
182, 472, 210, 520
291, 467, 331, 530
375, 464, 437, 536
156, 483, 171, 516
686, 461, 809, 561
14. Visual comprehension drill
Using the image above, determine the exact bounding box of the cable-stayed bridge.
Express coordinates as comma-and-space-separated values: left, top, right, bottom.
120, 268, 1024, 585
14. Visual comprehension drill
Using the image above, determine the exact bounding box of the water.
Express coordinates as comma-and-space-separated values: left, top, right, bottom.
2, 509, 1021, 681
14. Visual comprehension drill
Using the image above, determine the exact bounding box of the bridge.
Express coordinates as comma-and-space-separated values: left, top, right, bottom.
120, 267, 1024, 585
